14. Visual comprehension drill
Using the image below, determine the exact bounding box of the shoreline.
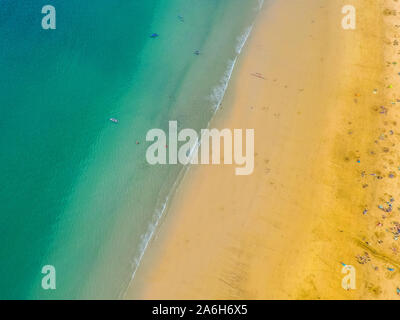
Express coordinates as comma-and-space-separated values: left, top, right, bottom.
126, 0, 400, 299
121, 9, 262, 298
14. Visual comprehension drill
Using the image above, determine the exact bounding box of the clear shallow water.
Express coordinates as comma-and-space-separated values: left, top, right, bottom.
0, 0, 261, 299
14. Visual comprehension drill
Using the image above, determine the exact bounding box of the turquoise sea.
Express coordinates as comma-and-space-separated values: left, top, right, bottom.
0, 0, 262, 299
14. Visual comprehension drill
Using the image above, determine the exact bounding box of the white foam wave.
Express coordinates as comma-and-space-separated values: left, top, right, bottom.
236, 25, 253, 55
209, 24, 254, 112
209, 58, 237, 112
257, 0, 265, 11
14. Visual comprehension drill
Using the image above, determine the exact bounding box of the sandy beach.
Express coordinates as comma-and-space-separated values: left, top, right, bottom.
126, 0, 400, 299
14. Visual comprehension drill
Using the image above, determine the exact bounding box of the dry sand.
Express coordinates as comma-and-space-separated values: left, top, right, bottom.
126, 0, 400, 299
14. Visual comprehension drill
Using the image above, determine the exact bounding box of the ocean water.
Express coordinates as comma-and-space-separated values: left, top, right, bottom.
0, 0, 261, 299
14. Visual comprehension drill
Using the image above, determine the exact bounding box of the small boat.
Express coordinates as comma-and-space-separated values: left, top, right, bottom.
150, 33, 159, 38
109, 118, 119, 124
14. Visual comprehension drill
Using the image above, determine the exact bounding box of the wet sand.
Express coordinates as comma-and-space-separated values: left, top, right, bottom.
126, 0, 400, 299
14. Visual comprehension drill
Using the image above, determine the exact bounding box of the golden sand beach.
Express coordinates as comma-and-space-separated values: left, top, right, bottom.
126, 0, 400, 299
